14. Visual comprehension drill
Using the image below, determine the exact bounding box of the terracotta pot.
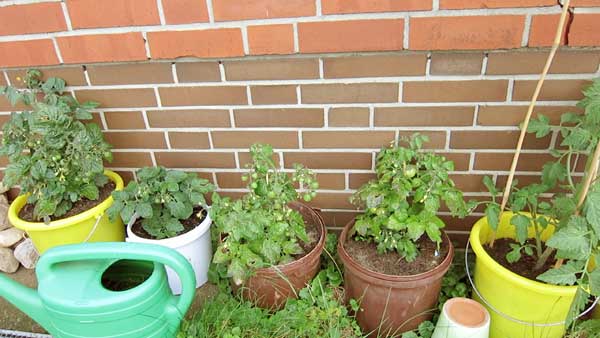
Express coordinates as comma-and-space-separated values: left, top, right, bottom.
338, 219, 454, 337
234, 202, 326, 310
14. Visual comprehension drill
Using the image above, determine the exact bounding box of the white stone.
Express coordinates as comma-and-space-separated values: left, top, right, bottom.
13, 239, 38, 269
0, 227, 24, 247
0, 194, 9, 231
0, 247, 19, 273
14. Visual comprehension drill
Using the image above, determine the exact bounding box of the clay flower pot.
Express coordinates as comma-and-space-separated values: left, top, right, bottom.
234, 202, 326, 310
338, 219, 454, 337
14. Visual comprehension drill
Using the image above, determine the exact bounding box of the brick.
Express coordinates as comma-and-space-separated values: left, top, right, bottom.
403, 80, 508, 103
302, 83, 399, 104
284, 152, 372, 170
176, 62, 221, 82
438, 152, 471, 171
474, 152, 554, 171
349, 173, 376, 189
315, 173, 346, 190
248, 24, 294, 55
450, 131, 551, 149
216, 172, 246, 188
224, 59, 319, 81
6, 67, 86, 88
234, 108, 323, 127
104, 131, 167, 149
168, 132, 211, 149
0, 40, 59, 68
430, 53, 484, 75
477, 105, 580, 126
299, 19, 404, 53
58, 33, 146, 64
375, 106, 474, 127
161, 0, 209, 24
528, 14, 568, 47
323, 54, 426, 78
307, 193, 354, 210
570, 14, 600, 47
0, 76, 5, 87
303, 131, 396, 149
159, 86, 247, 106
451, 174, 488, 192
398, 131, 447, 149
87, 63, 174, 85
155, 152, 235, 168
328, 107, 370, 127
410, 16, 524, 50
110, 152, 153, 167
440, 0, 555, 9
212, 131, 298, 149
75, 89, 157, 108
213, 0, 314, 21
0, 3, 66, 36
512, 80, 590, 101
572, 0, 600, 6
67, 0, 159, 28
486, 51, 600, 75
148, 29, 244, 59
320, 211, 360, 228
0, 96, 28, 112
322, 0, 431, 14
147, 109, 230, 128
104, 111, 146, 129
250, 85, 297, 105
211, 131, 298, 149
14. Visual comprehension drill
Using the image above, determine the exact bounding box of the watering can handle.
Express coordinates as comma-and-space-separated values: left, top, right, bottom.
37, 242, 196, 316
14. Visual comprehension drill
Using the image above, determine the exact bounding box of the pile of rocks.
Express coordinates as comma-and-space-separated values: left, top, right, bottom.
0, 194, 39, 273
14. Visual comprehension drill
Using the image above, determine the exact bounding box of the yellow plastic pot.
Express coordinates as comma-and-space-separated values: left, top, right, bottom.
8, 170, 125, 254
469, 212, 578, 338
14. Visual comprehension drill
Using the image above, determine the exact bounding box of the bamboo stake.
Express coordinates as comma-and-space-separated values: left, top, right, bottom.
489, 0, 571, 248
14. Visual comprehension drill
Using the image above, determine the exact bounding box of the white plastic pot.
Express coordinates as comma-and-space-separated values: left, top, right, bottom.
126, 210, 212, 295
432, 297, 490, 338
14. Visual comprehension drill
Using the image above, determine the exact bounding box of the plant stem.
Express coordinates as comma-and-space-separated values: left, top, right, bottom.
535, 246, 556, 271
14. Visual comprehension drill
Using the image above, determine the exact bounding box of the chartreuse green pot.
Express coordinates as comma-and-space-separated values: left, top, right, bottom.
0, 242, 196, 338
470, 212, 578, 338
8, 170, 125, 254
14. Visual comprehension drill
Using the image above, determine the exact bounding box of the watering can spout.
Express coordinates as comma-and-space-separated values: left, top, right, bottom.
0, 273, 52, 331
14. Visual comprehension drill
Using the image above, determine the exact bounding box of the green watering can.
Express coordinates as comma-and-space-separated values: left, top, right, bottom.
0, 242, 196, 338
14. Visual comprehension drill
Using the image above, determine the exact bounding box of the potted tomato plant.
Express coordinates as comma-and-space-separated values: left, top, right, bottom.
107, 166, 214, 294
210, 143, 326, 309
338, 134, 473, 336
1, 70, 123, 254
473, 79, 600, 338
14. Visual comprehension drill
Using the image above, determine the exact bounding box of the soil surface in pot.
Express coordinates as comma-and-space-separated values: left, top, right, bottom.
484, 238, 556, 281
18, 182, 116, 222
344, 236, 449, 275
132, 206, 208, 240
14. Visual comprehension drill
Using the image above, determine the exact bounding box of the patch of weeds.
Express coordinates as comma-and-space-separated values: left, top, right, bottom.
179, 233, 362, 338
565, 319, 600, 338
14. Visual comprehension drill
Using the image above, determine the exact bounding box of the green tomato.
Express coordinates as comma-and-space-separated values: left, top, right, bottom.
310, 181, 319, 189
251, 182, 258, 189
267, 191, 276, 198
303, 194, 312, 202
404, 165, 417, 178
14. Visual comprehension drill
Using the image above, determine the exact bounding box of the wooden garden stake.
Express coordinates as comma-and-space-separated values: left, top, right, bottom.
489, 0, 571, 248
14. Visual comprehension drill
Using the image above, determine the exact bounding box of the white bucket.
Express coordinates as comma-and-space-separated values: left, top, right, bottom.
126, 210, 212, 295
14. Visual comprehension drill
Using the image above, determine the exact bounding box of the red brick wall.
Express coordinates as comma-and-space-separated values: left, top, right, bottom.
1, 0, 599, 246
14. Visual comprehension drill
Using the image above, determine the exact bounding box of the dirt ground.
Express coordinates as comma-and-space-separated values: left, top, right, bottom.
0, 267, 218, 334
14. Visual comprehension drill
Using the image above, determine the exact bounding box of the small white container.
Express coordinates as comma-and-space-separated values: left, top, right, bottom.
126, 209, 212, 295
432, 297, 490, 338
